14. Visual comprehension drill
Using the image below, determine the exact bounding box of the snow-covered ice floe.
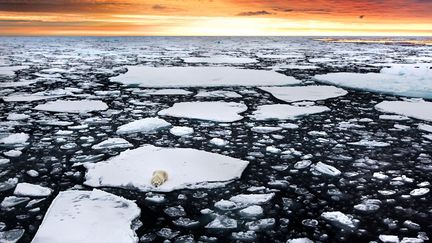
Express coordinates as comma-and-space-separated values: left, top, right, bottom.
0, 133, 29, 146
375, 100, 432, 121
111, 66, 300, 87
116, 117, 171, 135
314, 64, 432, 99
2, 89, 72, 102
91, 138, 133, 150
259, 85, 347, 102
158, 102, 247, 122
32, 189, 140, 243
82, 145, 249, 192
13, 183, 52, 197
182, 56, 257, 64
34, 100, 108, 113
251, 104, 329, 121
141, 89, 192, 96
169, 126, 194, 136
195, 90, 242, 98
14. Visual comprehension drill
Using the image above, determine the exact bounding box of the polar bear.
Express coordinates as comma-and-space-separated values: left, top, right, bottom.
151, 170, 168, 187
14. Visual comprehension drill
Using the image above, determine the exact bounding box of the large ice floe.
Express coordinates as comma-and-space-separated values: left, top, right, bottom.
375, 100, 432, 121
33, 100, 108, 113
82, 145, 249, 192
251, 104, 329, 120
158, 102, 248, 122
314, 64, 432, 99
116, 117, 171, 135
259, 85, 347, 102
32, 189, 140, 243
111, 66, 300, 87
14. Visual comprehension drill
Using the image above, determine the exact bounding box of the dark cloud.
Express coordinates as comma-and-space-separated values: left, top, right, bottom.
237, 10, 272, 16
0, 0, 133, 13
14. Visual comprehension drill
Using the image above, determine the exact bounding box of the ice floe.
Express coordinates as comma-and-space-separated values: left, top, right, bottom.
314, 64, 432, 99
169, 126, 194, 136
229, 193, 275, 206
83, 145, 249, 192
34, 100, 108, 113
195, 90, 242, 98
312, 162, 341, 176
13, 183, 52, 197
0, 133, 29, 145
32, 189, 140, 243
142, 89, 192, 96
183, 56, 257, 64
158, 102, 247, 122
91, 138, 133, 150
259, 85, 347, 102
116, 118, 171, 135
2, 89, 72, 102
375, 100, 432, 121
321, 211, 358, 230
112, 66, 300, 87
251, 104, 329, 121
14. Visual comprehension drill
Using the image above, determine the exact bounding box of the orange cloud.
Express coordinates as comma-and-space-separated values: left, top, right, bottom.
0, 0, 431, 36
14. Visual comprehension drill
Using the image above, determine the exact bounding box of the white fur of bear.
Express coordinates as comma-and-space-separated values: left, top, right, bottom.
151, 170, 168, 187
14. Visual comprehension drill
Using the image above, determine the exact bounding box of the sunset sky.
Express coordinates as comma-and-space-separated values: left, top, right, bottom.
0, 0, 431, 36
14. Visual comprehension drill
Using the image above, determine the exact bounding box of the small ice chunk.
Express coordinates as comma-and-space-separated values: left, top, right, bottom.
205, 215, 237, 229
210, 138, 228, 147
0, 229, 25, 243
143, 89, 192, 95
13, 183, 52, 197
321, 211, 357, 230
1, 196, 30, 208
169, 126, 194, 136
239, 205, 263, 217
348, 140, 390, 147
195, 90, 242, 98
418, 124, 432, 133
0, 133, 29, 145
6, 113, 29, 121
251, 126, 282, 133
116, 118, 171, 135
229, 193, 275, 206
214, 200, 237, 210
4, 150, 22, 157
287, 238, 314, 243
92, 138, 133, 150
410, 188, 429, 197
379, 235, 400, 243
313, 162, 341, 176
